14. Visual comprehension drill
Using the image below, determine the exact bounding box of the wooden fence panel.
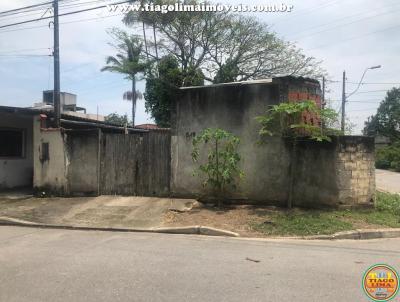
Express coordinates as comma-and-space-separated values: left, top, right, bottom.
99, 130, 170, 196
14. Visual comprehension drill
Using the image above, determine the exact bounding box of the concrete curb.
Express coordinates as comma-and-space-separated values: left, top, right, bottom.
307, 228, 400, 240
155, 226, 240, 237
0, 216, 399, 240
0, 216, 240, 237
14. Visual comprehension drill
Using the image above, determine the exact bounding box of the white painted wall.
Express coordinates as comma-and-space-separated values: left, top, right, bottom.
0, 113, 34, 189
33, 118, 68, 194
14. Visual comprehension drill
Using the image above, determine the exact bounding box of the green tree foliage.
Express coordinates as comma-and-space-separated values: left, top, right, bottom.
192, 128, 244, 205
256, 100, 339, 208
364, 87, 400, 141
105, 113, 130, 126
101, 29, 151, 125
144, 55, 204, 127
256, 100, 340, 142
123, 0, 325, 84
209, 15, 325, 82
213, 58, 240, 84
376, 142, 400, 172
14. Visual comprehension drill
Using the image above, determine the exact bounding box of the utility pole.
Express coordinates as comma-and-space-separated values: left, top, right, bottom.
322, 76, 325, 109
341, 71, 346, 133
53, 0, 61, 128
340, 65, 381, 133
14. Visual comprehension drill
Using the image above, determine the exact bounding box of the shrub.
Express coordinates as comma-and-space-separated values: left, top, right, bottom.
376, 142, 400, 171
192, 128, 244, 205
376, 192, 400, 216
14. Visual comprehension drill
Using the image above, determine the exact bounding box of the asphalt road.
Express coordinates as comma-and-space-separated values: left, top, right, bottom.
0, 226, 399, 302
376, 169, 400, 194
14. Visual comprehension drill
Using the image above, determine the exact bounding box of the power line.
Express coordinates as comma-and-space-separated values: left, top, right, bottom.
347, 108, 378, 112
59, 0, 111, 9
0, 0, 100, 19
0, 1, 52, 16
0, 0, 129, 29
331, 99, 382, 103
347, 100, 382, 103
353, 89, 388, 94
273, 0, 342, 26
306, 22, 400, 51
346, 81, 400, 85
287, 2, 400, 40
0, 47, 51, 54
0, 54, 51, 58
0, 7, 51, 21
0, 12, 123, 34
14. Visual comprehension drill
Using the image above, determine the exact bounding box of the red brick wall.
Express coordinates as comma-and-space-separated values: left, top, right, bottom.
287, 83, 322, 132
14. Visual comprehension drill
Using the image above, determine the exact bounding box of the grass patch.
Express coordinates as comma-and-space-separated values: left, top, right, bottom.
250, 192, 400, 236
376, 191, 400, 213
250, 210, 353, 236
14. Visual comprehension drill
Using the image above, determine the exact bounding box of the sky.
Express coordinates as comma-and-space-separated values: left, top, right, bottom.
0, 0, 399, 131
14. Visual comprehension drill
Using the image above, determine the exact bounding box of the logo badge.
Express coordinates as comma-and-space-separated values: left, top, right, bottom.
363, 264, 399, 301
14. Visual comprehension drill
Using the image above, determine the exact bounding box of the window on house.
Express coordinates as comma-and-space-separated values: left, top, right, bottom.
0, 129, 25, 158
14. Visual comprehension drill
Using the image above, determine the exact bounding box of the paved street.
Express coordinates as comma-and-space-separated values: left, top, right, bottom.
376, 169, 400, 194
0, 226, 399, 302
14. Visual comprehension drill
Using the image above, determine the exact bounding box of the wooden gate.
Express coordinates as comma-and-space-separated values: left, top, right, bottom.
99, 130, 171, 196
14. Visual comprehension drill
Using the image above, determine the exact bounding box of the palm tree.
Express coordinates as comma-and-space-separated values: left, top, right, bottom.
101, 31, 149, 126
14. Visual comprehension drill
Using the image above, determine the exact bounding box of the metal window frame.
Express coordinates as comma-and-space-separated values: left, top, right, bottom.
0, 127, 26, 159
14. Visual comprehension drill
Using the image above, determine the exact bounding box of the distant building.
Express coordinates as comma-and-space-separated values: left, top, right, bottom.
30, 90, 105, 122
0, 105, 145, 191
135, 124, 160, 130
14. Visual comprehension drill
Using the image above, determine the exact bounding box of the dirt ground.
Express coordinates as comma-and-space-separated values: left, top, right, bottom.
163, 203, 396, 237
0, 196, 197, 229
163, 204, 274, 237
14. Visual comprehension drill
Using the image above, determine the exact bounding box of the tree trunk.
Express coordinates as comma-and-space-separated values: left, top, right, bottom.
153, 24, 159, 61
132, 78, 136, 126
287, 138, 297, 209
215, 139, 222, 207
142, 22, 149, 61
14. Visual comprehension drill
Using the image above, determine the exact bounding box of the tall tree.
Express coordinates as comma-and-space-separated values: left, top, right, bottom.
105, 112, 130, 126
363, 88, 400, 141
101, 29, 150, 125
123, 0, 230, 84
208, 15, 325, 82
123, 0, 325, 83
144, 55, 203, 127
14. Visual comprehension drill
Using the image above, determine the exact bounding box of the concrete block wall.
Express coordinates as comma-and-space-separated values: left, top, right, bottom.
336, 136, 375, 206
172, 77, 376, 208
293, 136, 375, 208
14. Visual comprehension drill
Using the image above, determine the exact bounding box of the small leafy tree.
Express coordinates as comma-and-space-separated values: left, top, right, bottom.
256, 100, 339, 208
376, 142, 400, 171
192, 128, 244, 206
105, 113, 130, 126
363, 87, 400, 141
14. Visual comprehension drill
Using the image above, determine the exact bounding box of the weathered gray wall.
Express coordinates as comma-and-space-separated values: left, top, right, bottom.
0, 113, 34, 189
34, 128, 171, 197
66, 130, 100, 196
33, 122, 69, 194
171, 80, 293, 202
171, 79, 376, 207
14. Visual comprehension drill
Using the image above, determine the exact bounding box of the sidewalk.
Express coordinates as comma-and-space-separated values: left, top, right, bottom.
0, 195, 197, 229
376, 169, 400, 194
